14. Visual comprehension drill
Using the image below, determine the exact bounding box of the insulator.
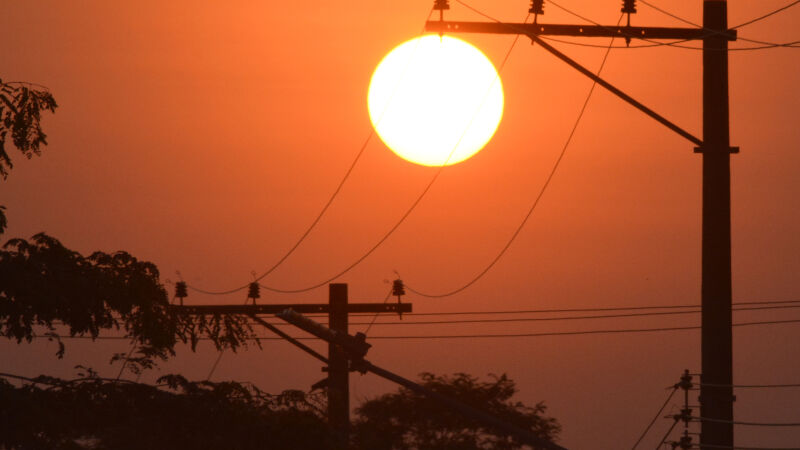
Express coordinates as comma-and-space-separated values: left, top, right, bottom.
529, 0, 544, 15
433, 0, 449, 11
392, 279, 406, 298
621, 0, 637, 14
247, 282, 260, 300
174, 281, 188, 299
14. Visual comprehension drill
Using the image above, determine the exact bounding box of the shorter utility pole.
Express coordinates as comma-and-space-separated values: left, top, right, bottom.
328, 283, 351, 448
276, 308, 567, 450
170, 282, 411, 449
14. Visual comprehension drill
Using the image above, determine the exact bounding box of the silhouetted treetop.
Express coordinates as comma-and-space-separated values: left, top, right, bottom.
353, 372, 561, 450
0, 370, 333, 450
0, 233, 259, 364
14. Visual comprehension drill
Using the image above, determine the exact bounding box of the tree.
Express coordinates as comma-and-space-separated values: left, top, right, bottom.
352, 372, 561, 450
0, 232, 258, 366
0, 370, 334, 450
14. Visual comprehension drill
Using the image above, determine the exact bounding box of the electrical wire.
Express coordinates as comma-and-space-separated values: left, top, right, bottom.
655, 416, 679, 450
363, 287, 394, 336
184, 7, 435, 296
544, 0, 800, 50
251, 12, 530, 294
691, 416, 800, 427
29, 317, 800, 341
252, 304, 800, 327
405, 7, 622, 298
689, 444, 800, 450
639, 0, 800, 47
631, 386, 678, 450
698, 382, 800, 389
733, 0, 800, 30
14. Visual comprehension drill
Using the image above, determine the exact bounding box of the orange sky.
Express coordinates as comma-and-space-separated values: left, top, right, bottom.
3, 1, 800, 448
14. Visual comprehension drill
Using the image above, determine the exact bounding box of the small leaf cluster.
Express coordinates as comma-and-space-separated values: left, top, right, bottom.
0, 79, 57, 179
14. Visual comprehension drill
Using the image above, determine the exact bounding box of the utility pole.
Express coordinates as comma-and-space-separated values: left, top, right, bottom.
700, 2, 735, 449
171, 282, 411, 449
425, 1, 737, 447
327, 283, 350, 448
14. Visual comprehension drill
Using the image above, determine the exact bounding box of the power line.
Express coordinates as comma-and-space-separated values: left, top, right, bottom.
282, 304, 800, 327
691, 416, 800, 427
688, 444, 800, 450
543, 0, 800, 50
251, 11, 529, 295
698, 382, 800, 389
395, 299, 800, 316
733, 0, 800, 29
31, 317, 800, 341
184, 7, 436, 297
406, 4, 621, 298
631, 386, 678, 449
639, 0, 800, 48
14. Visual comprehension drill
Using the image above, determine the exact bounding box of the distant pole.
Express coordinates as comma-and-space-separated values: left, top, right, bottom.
328, 283, 350, 448
700, 1, 734, 448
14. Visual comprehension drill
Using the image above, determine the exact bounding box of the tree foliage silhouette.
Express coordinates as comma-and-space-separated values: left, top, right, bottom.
0, 233, 259, 365
352, 372, 561, 450
0, 370, 333, 450
0, 79, 57, 233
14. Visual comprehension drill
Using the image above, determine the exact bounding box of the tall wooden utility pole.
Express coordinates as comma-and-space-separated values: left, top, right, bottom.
171, 283, 411, 449
700, 2, 735, 449
425, 1, 736, 447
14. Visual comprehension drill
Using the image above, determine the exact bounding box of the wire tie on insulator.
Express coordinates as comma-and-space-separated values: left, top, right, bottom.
247, 282, 260, 305
392, 279, 405, 319
174, 281, 188, 306
529, 0, 544, 24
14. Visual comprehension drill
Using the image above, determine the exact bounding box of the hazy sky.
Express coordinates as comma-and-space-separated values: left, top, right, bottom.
3, 1, 800, 448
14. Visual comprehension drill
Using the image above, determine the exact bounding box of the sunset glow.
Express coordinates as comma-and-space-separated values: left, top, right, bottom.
367, 35, 504, 166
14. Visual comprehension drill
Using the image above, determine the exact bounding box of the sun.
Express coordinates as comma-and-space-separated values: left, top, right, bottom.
368, 35, 504, 167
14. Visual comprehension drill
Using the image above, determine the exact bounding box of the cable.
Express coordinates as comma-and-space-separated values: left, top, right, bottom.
639, 0, 800, 48
631, 387, 678, 450
698, 382, 800, 389
33, 317, 800, 341
734, 0, 800, 30
253, 12, 530, 294
184, 7, 436, 297
656, 417, 679, 450
692, 416, 800, 427
689, 444, 800, 450
363, 287, 394, 335
544, 0, 800, 51
297, 304, 800, 327
397, 299, 800, 316
406, 7, 621, 298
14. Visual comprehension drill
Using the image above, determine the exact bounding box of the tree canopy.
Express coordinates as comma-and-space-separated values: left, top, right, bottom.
0, 370, 333, 450
352, 372, 561, 450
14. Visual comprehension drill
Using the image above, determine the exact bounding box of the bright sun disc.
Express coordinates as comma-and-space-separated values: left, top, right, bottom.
368, 35, 504, 166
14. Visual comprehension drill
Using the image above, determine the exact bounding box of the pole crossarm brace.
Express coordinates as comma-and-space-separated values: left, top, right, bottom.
424, 21, 712, 147
249, 314, 329, 364
425, 21, 737, 41
168, 303, 411, 316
